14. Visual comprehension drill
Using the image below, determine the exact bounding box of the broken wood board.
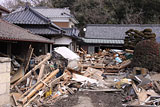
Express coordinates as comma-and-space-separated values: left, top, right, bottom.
80, 88, 122, 92
154, 81, 160, 92
20, 72, 50, 99
151, 74, 160, 81
106, 59, 131, 70
146, 89, 160, 97
11, 93, 22, 106
24, 45, 34, 73
37, 64, 45, 81
84, 67, 103, 81
72, 73, 98, 84
125, 49, 134, 53
11, 53, 51, 89
106, 69, 119, 73
11, 66, 24, 83
132, 83, 148, 105
19, 69, 59, 104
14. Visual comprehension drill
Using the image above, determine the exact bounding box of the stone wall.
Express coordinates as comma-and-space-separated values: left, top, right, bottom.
0, 57, 11, 106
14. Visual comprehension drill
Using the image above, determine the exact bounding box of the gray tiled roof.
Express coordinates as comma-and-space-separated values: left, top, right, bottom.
24, 27, 61, 35
85, 24, 160, 40
62, 28, 79, 38
3, 6, 50, 25
33, 7, 78, 24
3, 6, 63, 36
82, 38, 124, 44
34, 7, 71, 18
0, 19, 53, 43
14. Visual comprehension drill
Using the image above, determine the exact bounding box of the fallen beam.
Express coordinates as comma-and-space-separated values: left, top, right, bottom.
19, 69, 59, 104
11, 53, 51, 89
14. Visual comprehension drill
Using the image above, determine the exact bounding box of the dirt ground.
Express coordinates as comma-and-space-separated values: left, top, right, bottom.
51, 91, 122, 107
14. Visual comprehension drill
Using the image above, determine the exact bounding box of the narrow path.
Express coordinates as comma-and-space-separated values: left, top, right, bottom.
73, 96, 94, 107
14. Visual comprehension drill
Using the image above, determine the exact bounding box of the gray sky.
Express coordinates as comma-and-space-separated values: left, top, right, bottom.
0, 0, 6, 5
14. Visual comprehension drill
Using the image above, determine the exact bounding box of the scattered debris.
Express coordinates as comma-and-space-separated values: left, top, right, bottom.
9, 47, 160, 107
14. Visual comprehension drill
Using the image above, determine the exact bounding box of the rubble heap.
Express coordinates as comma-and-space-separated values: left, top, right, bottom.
9, 47, 160, 107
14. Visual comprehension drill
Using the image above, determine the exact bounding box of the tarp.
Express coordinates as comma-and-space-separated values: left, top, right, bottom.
54, 47, 80, 60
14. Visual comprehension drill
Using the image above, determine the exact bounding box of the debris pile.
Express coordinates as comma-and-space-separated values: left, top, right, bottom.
10, 47, 160, 107
120, 67, 160, 106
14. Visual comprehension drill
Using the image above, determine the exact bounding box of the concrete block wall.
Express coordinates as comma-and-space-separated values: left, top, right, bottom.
0, 57, 11, 106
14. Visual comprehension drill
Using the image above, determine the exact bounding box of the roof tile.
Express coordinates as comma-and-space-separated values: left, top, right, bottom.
0, 19, 53, 43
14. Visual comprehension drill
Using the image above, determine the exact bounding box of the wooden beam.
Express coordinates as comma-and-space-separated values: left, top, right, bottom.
11, 53, 51, 89
7, 42, 11, 57
19, 69, 59, 104
37, 64, 45, 81
24, 45, 34, 73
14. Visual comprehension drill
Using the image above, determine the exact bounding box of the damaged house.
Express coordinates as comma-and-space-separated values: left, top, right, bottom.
81, 24, 160, 54
34, 7, 79, 51
0, 19, 53, 106
0, 19, 53, 57
3, 6, 79, 51
0, 5, 53, 57
3, 5, 63, 53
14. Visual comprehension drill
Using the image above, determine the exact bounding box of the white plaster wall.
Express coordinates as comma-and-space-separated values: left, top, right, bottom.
53, 36, 72, 45
69, 21, 75, 28
50, 17, 69, 22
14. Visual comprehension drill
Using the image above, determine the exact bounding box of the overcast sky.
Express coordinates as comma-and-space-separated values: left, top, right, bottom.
0, 0, 6, 5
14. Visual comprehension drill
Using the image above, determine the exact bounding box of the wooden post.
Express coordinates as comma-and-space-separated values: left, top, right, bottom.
37, 64, 45, 81
24, 45, 34, 73
50, 44, 52, 53
7, 42, 11, 57
45, 44, 48, 54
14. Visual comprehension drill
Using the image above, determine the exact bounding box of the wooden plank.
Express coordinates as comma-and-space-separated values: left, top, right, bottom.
12, 94, 18, 106
11, 53, 51, 89
37, 64, 45, 81
11, 66, 24, 84
15, 85, 23, 95
84, 67, 103, 81
80, 89, 122, 92
19, 72, 50, 99
154, 81, 160, 92
23, 93, 39, 107
125, 49, 134, 53
11, 93, 21, 106
19, 69, 59, 104
24, 45, 34, 73
132, 83, 148, 105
